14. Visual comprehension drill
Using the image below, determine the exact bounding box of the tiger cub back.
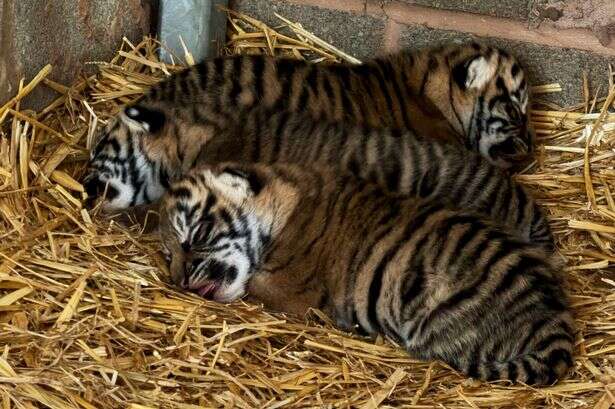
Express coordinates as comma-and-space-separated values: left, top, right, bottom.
97, 42, 532, 170
88, 108, 552, 247
159, 162, 574, 385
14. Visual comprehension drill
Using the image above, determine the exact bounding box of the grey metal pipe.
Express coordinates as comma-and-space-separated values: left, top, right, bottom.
158, 0, 228, 64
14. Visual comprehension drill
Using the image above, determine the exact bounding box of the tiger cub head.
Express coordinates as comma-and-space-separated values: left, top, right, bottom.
84, 103, 211, 211
84, 105, 167, 211
436, 43, 533, 168
158, 163, 297, 302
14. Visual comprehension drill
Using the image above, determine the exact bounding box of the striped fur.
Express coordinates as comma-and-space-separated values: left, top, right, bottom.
87, 108, 552, 247
85, 42, 533, 207
143, 42, 532, 166
159, 162, 574, 385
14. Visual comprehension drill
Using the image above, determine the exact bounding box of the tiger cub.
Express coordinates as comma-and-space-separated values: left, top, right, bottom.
85, 42, 533, 208
159, 162, 574, 385
86, 109, 552, 247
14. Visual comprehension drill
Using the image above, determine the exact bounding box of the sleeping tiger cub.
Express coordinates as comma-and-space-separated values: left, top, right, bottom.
85, 42, 533, 209
86, 108, 552, 246
159, 162, 574, 385
138, 42, 532, 167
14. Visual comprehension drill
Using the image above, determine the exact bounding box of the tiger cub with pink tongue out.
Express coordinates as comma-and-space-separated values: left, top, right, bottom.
159, 161, 574, 386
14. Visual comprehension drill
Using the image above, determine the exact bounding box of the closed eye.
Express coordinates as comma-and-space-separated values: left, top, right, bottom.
509, 107, 521, 122
191, 242, 213, 252
161, 245, 171, 262
194, 219, 213, 242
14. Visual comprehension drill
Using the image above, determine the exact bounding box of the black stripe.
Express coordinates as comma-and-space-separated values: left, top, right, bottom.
365, 204, 445, 332
435, 215, 480, 237
401, 236, 427, 304
213, 58, 224, 84
300, 66, 317, 109
515, 186, 528, 225
486, 363, 499, 381
316, 289, 328, 310
170, 186, 191, 198
337, 66, 359, 121
530, 277, 568, 313
346, 210, 404, 332
417, 240, 517, 332
516, 318, 549, 355
210, 58, 225, 114
253, 56, 265, 101
384, 146, 401, 193
507, 361, 518, 382
534, 333, 573, 353
159, 166, 170, 189
197, 61, 209, 89
406, 138, 421, 196
322, 73, 336, 111
493, 255, 537, 296
466, 342, 481, 379
474, 96, 485, 149
521, 358, 536, 384
274, 59, 296, 110
546, 347, 573, 368
419, 57, 438, 96
446, 55, 466, 133
326, 122, 347, 163
531, 210, 550, 244
366, 245, 397, 332
493, 177, 512, 225
229, 57, 243, 105
448, 223, 485, 275
250, 111, 262, 161
202, 194, 217, 216
177, 71, 189, 98
187, 204, 200, 222
109, 138, 122, 156
417, 154, 438, 199
311, 121, 331, 162
348, 200, 409, 277
218, 209, 236, 233
463, 163, 495, 206
392, 65, 413, 129
205, 259, 227, 281
449, 156, 480, 198
372, 65, 395, 117
271, 111, 290, 161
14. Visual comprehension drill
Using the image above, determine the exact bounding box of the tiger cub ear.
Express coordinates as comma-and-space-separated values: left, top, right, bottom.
214, 165, 263, 202
452, 55, 496, 91
120, 104, 166, 134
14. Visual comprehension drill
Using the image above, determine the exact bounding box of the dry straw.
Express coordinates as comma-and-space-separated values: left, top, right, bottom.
0, 8, 614, 408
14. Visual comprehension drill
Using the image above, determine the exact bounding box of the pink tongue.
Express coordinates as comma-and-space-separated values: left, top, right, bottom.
198, 283, 215, 298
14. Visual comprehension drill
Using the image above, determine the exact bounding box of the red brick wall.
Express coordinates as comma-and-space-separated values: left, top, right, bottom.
231, 0, 615, 106
0, 0, 156, 109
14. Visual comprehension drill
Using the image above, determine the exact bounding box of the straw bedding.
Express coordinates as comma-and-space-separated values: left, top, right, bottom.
0, 9, 614, 409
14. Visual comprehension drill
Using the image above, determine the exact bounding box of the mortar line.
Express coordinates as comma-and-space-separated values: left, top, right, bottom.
383, 18, 402, 54
285, 0, 366, 14
285, 0, 615, 58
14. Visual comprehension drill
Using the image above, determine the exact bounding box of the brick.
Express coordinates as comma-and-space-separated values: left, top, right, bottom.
400, 0, 533, 22
1, 0, 155, 110
231, 0, 386, 60
382, 2, 615, 57
398, 25, 615, 107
